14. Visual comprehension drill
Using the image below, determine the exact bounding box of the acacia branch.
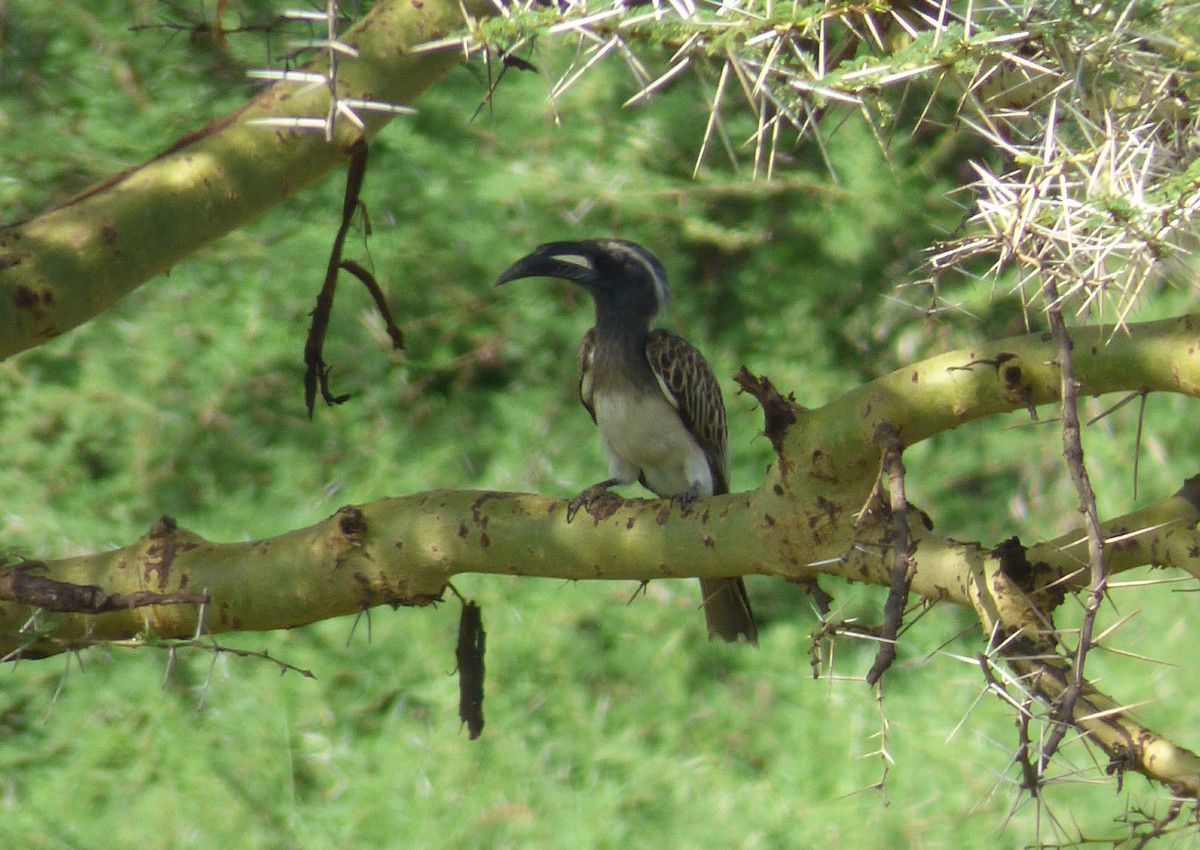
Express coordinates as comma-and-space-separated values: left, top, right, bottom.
781, 313, 1200, 485
5, 474, 1198, 657
968, 554, 1200, 798
1034, 264, 1110, 771
0, 0, 495, 360
4, 314, 1197, 660
5, 476, 1200, 798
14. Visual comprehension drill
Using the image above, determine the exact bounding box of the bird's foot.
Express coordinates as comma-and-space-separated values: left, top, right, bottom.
566, 479, 622, 523
669, 482, 703, 514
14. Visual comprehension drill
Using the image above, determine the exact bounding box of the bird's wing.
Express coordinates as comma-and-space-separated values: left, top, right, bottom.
577, 326, 598, 424
644, 328, 730, 494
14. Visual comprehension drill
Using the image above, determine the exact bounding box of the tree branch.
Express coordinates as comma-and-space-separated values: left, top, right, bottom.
969, 555, 1200, 797
781, 313, 1200, 484
4, 314, 1197, 661
6, 478, 1198, 657
0, 0, 496, 360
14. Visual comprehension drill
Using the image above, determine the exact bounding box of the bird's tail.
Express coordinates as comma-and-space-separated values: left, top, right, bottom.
699, 577, 758, 644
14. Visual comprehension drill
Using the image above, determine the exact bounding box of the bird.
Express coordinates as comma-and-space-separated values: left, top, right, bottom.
496, 238, 757, 644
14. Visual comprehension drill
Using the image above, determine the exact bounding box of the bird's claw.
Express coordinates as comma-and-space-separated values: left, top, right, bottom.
566, 481, 622, 523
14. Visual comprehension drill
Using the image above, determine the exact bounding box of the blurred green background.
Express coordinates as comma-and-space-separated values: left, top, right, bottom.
2, 2, 1199, 848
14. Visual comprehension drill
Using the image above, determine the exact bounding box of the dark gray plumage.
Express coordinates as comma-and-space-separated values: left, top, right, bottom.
497, 238, 757, 643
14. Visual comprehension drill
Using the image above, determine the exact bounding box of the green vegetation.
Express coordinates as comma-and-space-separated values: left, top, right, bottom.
2, 2, 1199, 848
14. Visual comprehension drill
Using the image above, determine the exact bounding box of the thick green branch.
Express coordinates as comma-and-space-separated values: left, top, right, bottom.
1029, 476, 1200, 584
0, 0, 494, 360
6, 474, 1199, 662
0, 489, 809, 659
5, 314, 1198, 661
782, 313, 1200, 484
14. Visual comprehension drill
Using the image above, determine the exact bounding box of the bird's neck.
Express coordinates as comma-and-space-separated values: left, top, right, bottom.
592, 302, 655, 382
594, 296, 653, 341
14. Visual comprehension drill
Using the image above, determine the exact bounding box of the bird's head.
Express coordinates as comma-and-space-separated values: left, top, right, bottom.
495, 238, 670, 323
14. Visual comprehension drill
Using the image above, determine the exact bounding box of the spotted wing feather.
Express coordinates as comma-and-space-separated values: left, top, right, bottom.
647, 330, 753, 643
644, 329, 730, 495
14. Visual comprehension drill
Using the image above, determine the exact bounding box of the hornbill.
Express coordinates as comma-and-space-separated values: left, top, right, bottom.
496, 238, 757, 644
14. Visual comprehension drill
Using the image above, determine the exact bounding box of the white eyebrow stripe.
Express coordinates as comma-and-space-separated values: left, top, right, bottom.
548, 253, 594, 270
610, 242, 669, 306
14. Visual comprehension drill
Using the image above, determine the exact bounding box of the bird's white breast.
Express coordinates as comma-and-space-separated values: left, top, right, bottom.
593, 389, 713, 497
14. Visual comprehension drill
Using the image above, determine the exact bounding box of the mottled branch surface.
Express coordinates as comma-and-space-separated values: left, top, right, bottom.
0, 0, 495, 360
6, 315, 1199, 640
9, 470, 1198, 659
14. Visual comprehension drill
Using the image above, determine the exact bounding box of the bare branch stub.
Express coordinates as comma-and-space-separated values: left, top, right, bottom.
1176, 474, 1200, 512
733, 366, 803, 458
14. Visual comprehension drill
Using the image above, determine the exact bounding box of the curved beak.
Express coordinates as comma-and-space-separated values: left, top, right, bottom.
495, 242, 597, 288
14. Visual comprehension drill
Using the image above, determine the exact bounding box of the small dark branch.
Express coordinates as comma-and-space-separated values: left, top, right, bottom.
797, 578, 836, 678
866, 422, 914, 685
115, 638, 315, 678
733, 366, 803, 458
1038, 271, 1107, 770
869, 682, 892, 805
340, 259, 404, 351
454, 598, 486, 740
978, 653, 1042, 797
1124, 798, 1186, 850
807, 617, 835, 679
1014, 685, 1043, 798
0, 561, 208, 613
304, 139, 371, 417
